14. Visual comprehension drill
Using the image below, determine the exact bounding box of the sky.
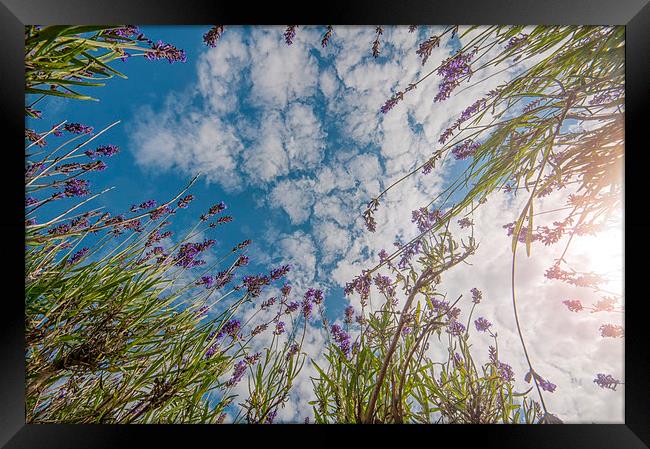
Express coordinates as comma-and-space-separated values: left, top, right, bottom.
26, 25, 624, 423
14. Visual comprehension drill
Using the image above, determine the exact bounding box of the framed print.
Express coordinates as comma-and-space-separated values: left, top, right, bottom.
2, 0, 649, 447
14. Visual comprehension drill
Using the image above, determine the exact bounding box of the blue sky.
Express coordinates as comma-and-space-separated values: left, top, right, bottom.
26, 25, 624, 423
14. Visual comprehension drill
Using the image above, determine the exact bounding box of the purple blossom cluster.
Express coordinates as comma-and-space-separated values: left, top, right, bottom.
471, 287, 482, 304
397, 239, 422, 270
226, 360, 247, 387
373, 274, 396, 298
544, 264, 605, 289
411, 207, 441, 233
64, 123, 94, 134
173, 239, 215, 268
177, 194, 194, 209
85, 144, 119, 158
284, 26, 297, 45
434, 50, 477, 102
64, 179, 90, 197
562, 299, 583, 312
149, 206, 174, 220
270, 265, 291, 281
145, 229, 172, 247
330, 324, 351, 357
286, 343, 300, 359
474, 317, 492, 332
488, 346, 514, 382
344, 272, 372, 304
344, 305, 355, 324
304, 288, 324, 305
599, 324, 624, 338
505, 33, 529, 50
67, 247, 89, 265
242, 274, 270, 297
196, 275, 215, 289
274, 321, 285, 335
218, 319, 242, 341
447, 320, 466, 336
261, 297, 276, 310
372, 26, 383, 58
321, 25, 333, 47
416, 35, 441, 65
203, 25, 224, 47
201, 201, 227, 221
131, 199, 157, 212
145, 41, 187, 63
594, 373, 622, 390
451, 139, 480, 160
108, 25, 140, 38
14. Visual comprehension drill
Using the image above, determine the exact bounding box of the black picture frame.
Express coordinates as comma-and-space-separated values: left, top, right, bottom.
2, 1, 648, 447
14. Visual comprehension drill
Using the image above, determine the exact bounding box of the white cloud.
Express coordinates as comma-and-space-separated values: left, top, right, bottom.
129, 26, 623, 423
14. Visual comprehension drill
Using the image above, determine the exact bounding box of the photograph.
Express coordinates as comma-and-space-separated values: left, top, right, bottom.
23, 24, 625, 426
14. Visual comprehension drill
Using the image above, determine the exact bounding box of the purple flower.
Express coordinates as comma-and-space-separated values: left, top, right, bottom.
25, 196, 38, 207
397, 239, 422, 270
261, 297, 276, 309
447, 320, 466, 336
539, 378, 557, 393
107, 25, 140, 38
226, 360, 247, 387
506, 33, 529, 50
64, 123, 94, 134
196, 305, 210, 317
562, 299, 583, 312
374, 274, 395, 298
285, 301, 299, 313
145, 40, 187, 63
173, 239, 215, 268
344, 305, 355, 324
177, 194, 194, 209
242, 274, 270, 297
434, 50, 476, 102
451, 139, 480, 160
270, 265, 291, 281
235, 255, 249, 267
218, 319, 241, 340
470, 288, 482, 304
67, 247, 89, 265
281, 284, 292, 297
286, 343, 300, 359
422, 159, 434, 175
64, 179, 90, 197
489, 346, 514, 382
203, 25, 224, 47
411, 207, 441, 233
304, 288, 324, 305
274, 321, 286, 335
381, 91, 404, 114
131, 199, 157, 212
86, 144, 120, 158
344, 272, 372, 304
416, 35, 441, 65
458, 217, 473, 229
474, 317, 492, 332
321, 25, 333, 47
197, 275, 215, 289
301, 297, 313, 320
594, 373, 622, 391
330, 324, 351, 357
149, 206, 174, 220
284, 26, 297, 45
265, 409, 277, 424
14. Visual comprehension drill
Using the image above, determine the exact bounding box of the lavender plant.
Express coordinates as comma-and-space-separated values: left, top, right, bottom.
24, 25, 315, 422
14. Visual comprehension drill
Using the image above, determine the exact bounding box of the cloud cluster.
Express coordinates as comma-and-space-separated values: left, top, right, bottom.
129, 25, 624, 423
